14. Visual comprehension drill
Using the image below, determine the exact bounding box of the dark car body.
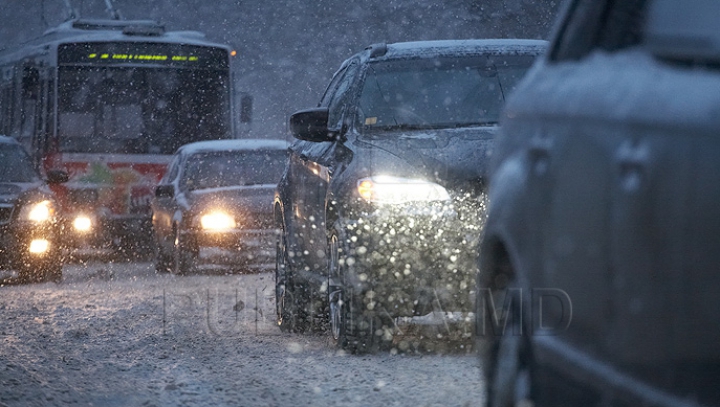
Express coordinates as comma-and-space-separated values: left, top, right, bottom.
151, 139, 288, 274
274, 39, 546, 352
476, 1, 720, 406
0, 136, 67, 283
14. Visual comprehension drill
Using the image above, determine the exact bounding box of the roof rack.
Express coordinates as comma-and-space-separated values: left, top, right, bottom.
366, 43, 388, 58
72, 19, 162, 30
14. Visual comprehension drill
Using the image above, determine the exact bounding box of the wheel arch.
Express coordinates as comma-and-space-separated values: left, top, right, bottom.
479, 151, 535, 290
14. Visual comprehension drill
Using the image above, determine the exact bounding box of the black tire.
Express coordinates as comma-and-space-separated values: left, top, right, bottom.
275, 231, 311, 333
17, 257, 62, 284
478, 255, 535, 407
44, 262, 63, 283
16, 268, 34, 284
154, 238, 172, 274
172, 226, 197, 275
328, 225, 393, 354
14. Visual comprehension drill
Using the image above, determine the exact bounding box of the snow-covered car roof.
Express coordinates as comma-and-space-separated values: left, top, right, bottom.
331, 39, 547, 73
177, 139, 289, 156
365, 39, 547, 61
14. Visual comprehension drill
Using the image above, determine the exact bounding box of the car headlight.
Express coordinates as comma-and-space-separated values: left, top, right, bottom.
200, 211, 236, 231
356, 176, 451, 204
73, 214, 93, 233
18, 200, 56, 223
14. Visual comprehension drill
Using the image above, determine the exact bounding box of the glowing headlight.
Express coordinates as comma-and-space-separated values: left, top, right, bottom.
29, 239, 50, 254
200, 211, 236, 231
19, 200, 55, 223
73, 215, 93, 232
357, 176, 451, 203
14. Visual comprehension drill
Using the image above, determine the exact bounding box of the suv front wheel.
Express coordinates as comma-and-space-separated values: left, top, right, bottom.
328, 223, 394, 353
275, 229, 311, 333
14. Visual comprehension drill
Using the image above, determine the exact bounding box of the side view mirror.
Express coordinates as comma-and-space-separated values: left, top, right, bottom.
155, 184, 175, 198
46, 169, 69, 184
289, 107, 332, 142
645, 0, 720, 63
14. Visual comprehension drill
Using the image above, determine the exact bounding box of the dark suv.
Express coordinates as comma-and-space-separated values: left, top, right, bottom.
274, 39, 546, 352
0, 136, 67, 283
476, 0, 720, 406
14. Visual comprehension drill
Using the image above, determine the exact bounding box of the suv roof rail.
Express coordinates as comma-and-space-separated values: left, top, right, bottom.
366, 43, 388, 58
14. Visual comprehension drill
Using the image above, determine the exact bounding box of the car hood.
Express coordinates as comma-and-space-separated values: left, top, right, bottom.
0, 181, 51, 207
354, 126, 497, 188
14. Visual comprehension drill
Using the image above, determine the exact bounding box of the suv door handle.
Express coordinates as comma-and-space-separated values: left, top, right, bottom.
528, 134, 552, 175
529, 141, 550, 157
616, 140, 649, 191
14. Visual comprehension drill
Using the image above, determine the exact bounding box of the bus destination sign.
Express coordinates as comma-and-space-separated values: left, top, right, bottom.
88, 53, 199, 62
58, 42, 229, 69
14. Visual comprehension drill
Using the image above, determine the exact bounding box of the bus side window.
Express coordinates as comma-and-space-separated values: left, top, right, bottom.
0, 83, 12, 135
19, 67, 39, 152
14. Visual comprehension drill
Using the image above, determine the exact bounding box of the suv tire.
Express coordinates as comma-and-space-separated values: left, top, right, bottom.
328, 223, 394, 354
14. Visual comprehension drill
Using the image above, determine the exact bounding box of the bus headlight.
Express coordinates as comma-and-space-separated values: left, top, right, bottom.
356, 176, 450, 204
19, 200, 55, 223
200, 211, 236, 231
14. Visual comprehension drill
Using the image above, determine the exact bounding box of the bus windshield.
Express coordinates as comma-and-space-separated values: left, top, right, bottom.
57, 66, 231, 155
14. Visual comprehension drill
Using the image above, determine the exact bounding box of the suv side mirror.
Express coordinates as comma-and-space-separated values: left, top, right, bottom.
645, 0, 720, 63
155, 184, 174, 198
46, 169, 69, 184
289, 108, 333, 142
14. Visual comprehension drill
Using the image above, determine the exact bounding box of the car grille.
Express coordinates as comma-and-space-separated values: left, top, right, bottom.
0, 205, 13, 224
242, 213, 275, 230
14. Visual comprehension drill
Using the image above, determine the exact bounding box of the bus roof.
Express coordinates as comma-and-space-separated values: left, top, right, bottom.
0, 18, 231, 64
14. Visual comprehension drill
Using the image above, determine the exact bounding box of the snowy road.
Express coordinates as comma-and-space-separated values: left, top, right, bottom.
0, 259, 484, 407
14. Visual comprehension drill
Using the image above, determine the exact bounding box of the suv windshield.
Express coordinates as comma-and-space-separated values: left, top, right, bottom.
0, 144, 40, 183
358, 54, 536, 131
183, 150, 288, 190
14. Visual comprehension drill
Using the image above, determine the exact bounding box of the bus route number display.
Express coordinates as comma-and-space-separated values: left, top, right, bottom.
58, 42, 228, 69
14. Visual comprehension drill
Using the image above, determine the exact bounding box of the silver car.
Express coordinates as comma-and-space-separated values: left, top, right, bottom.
477, 0, 720, 406
151, 139, 288, 274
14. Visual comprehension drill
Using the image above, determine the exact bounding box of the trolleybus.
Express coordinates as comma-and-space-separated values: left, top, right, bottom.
0, 18, 237, 254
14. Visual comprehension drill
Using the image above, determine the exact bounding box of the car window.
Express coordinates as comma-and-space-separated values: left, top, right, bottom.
550, 0, 648, 61
163, 153, 182, 184
0, 143, 40, 183
358, 55, 537, 132
595, 0, 647, 52
324, 61, 360, 131
182, 149, 288, 190
319, 65, 349, 108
